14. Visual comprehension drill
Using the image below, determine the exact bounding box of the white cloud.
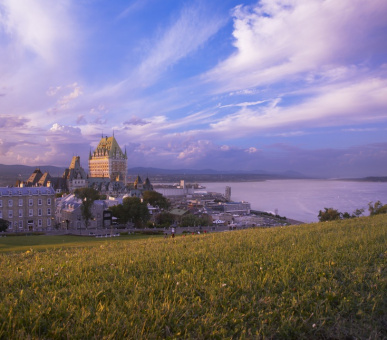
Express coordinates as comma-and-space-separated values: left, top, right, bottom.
0, 0, 77, 66
209, 77, 387, 136
0, 0, 81, 132
206, 0, 387, 92
245, 147, 258, 154
117, 0, 147, 20
219, 100, 267, 108
46, 83, 83, 113
136, 2, 225, 85
49, 123, 81, 135
57, 84, 83, 109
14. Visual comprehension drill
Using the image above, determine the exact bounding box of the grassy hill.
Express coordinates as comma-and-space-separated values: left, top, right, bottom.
0, 215, 386, 339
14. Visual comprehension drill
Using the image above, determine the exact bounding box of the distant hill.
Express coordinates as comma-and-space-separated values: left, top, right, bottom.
127, 167, 309, 182
0, 164, 309, 186
0, 164, 310, 187
338, 176, 387, 182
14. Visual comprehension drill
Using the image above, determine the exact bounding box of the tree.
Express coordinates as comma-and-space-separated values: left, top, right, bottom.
109, 197, 150, 228
368, 201, 387, 216
318, 208, 341, 222
109, 204, 126, 225
319, 207, 365, 221
352, 208, 364, 218
124, 197, 150, 228
341, 212, 352, 219
155, 212, 175, 228
180, 214, 212, 228
142, 191, 170, 210
0, 219, 10, 232
74, 188, 100, 229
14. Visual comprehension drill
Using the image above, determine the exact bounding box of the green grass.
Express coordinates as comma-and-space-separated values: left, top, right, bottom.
0, 233, 163, 253
0, 215, 386, 339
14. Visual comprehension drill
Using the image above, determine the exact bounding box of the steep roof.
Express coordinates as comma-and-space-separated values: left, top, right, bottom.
134, 175, 143, 185
93, 136, 127, 159
37, 172, 52, 186
26, 168, 43, 185
63, 156, 87, 180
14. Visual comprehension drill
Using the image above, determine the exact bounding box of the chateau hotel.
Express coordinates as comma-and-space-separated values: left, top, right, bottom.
89, 135, 128, 184
15, 135, 133, 194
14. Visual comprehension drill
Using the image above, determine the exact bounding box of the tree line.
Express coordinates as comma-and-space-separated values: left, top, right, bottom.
318, 201, 387, 222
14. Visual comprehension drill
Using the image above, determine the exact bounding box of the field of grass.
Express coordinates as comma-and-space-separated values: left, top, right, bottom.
0, 215, 386, 339
0, 234, 162, 253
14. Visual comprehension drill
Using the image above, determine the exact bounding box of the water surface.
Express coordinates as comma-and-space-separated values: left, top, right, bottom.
200, 180, 387, 222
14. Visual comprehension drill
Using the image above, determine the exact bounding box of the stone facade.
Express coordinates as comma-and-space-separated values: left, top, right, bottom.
55, 194, 107, 230
0, 187, 56, 231
62, 156, 88, 192
89, 136, 127, 183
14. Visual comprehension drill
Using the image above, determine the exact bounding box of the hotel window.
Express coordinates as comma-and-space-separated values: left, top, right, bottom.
29, 209, 33, 217
8, 200, 13, 207
38, 208, 42, 216
38, 219, 42, 227
19, 221, 23, 229
47, 208, 51, 216
47, 198, 51, 205
29, 199, 33, 206
38, 199, 42, 205
19, 209, 23, 218
0, 199, 2, 207
0, 211, 2, 218
19, 199, 23, 206
47, 218, 51, 227
8, 210, 13, 218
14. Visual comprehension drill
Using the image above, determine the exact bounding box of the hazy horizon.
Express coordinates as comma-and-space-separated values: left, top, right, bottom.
1, 1, 387, 178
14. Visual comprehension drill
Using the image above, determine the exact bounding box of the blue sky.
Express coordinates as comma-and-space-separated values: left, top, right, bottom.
0, 0, 387, 177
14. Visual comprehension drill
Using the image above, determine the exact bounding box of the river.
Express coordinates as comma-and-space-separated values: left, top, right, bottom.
198, 180, 387, 223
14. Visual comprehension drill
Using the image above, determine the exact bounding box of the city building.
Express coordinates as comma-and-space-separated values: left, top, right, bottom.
89, 135, 127, 183
16, 168, 52, 188
55, 194, 107, 230
62, 156, 88, 192
225, 186, 231, 201
128, 175, 154, 197
205, 201, 251, 215
0, 186, 56, 232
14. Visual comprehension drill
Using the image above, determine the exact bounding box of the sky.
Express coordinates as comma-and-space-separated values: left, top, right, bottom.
0, 0, 387, 178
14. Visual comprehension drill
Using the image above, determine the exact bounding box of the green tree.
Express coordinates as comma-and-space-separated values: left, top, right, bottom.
318, 208, 341, 222
109, 197, 150, 228
368, 201, 387, 216
352, 208, 364, 218
341, 212, 351, 219
0, 218, 10, 232
142, 191, 170, 210
123, 197, 150, 228
180, 214, 212, 228
74, 188, 100, 229
155, 212, 175, 228
109, 204, 126, 225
